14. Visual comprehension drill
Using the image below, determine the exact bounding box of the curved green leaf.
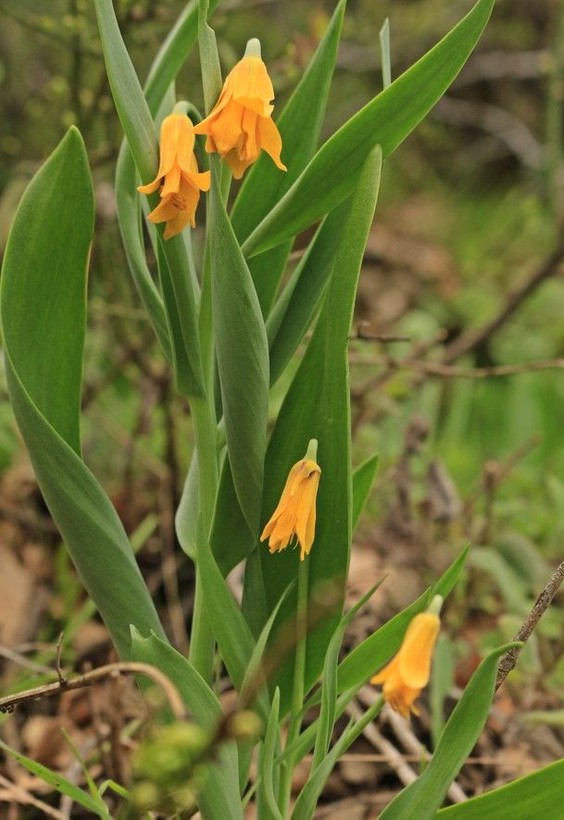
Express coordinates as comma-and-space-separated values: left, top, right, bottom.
209, 164, 269, 534
436, 759, 564, 819
131, 629, 243, 820
379, 642, 521, 820
94, 0, 203, 395
231, 0, 347, 242
242, 0, 494, 257
0, 128, 165, 657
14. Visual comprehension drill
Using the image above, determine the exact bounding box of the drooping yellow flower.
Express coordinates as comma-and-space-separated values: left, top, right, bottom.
260, 440, 321, 561
137, 111, 211, 239
194, 38, 287, 179
371, 598, 442, 718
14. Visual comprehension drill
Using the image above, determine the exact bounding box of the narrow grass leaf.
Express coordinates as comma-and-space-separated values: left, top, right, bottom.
0, 128, 165, 657
379, 642, 522, 820
435, 758, 564, 819
258, 688, 284, 820
0, 740, 107, 816
242, 0, 494, 257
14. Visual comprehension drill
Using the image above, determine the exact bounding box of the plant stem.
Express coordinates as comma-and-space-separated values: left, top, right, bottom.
279, 557, 310, 815
188, 228, 218, 681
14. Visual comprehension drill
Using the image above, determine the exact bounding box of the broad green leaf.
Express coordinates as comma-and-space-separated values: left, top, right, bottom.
94, 0, 203, 395
352, 454, 380, 530
196, 523, 267, 718
230, 0, 347, 312
379, 642, 521, 820
267, 199, 350, 387
208, 163, 269, 534
337, 546, 470, 693
210, 458, 255, 575
242, 0, 494, 257
255, 148, 382, 714
130, 630, 243, 820
0, 128, 165, 657
436, 759, 564, 819
240, 584, 294, 708
0, 740, 108, 817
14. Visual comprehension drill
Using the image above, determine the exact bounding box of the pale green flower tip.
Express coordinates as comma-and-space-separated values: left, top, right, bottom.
428, 594, 444, 616
172, 101, 189, 116
245, 38, 262, 58
305, 438, 319, 462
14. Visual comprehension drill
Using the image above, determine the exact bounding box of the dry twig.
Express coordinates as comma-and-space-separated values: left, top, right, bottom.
496, 561, 564, 690
0, 661, 186, 719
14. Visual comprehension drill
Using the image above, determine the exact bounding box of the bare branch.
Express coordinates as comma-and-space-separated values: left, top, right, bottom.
0, 661, 186, 719
496, 561, 564, 690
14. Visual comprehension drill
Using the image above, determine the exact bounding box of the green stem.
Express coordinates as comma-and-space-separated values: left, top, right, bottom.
188, 223, 218, 681
279, 557, 310, 815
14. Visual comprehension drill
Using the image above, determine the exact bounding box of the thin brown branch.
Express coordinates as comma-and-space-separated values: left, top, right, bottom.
496, 561, 564, 690
442, 244, 564, 364
0, 661, 186, 719
403, 357, 564, 379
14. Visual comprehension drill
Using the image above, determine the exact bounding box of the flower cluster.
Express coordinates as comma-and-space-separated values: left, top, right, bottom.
138, 40, 285, 239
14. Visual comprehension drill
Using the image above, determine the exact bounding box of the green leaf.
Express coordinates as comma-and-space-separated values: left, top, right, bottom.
337, 546, 470, 694
231, 0, 347, 242
93, 0, 157, 183
267, 199, 350, 386
208, 163, 269, 534
240, 584, 294, 709
0, 740, 108, 817
435, 759, 564, 819
256, 148, 382, 714
115, 144, 171, 360
230, 0, 348, 313
352, 454, 380, 530
0, 128, 165, 658
114, 0, 221, 360
94, 0, 203, 395
197, 523, 264, 714
292, 695, 384, 820
130, 630, 243, 820
242, 0, 494, 257
258, 688, 284, 820
379, 642, 521, 820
